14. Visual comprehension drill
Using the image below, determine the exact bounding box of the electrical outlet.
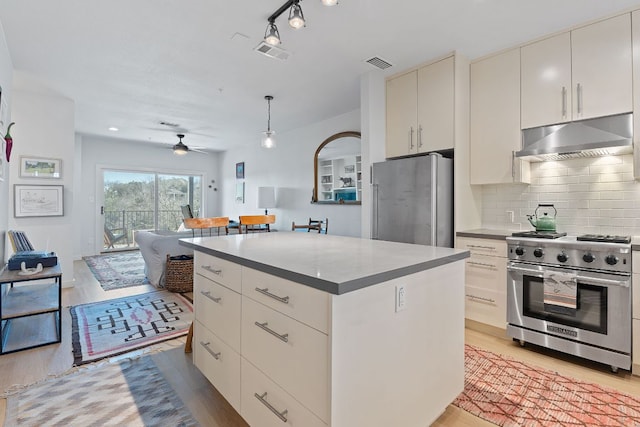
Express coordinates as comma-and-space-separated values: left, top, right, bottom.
395, 285, 406, 312
506, 210, 515, 223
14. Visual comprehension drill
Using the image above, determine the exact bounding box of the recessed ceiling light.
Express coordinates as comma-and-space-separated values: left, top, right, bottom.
108, 127, 119, 132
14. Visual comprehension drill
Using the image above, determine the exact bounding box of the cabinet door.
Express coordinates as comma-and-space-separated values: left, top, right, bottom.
470, 48, 529, 184
571, 13, 632, 121
386, 71, 418, 158
417, 56, 454, 152
521, 32, 572, 129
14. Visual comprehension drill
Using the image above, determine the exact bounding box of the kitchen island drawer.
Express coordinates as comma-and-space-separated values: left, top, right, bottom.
457, 237, 507, 258
194, 252, 241, 293
194, 273, 241, 351
193, 320, 241, 412
464, 285, 507, 330
241, 295, 329, 422
241, 357, 327, 427
242, 267, 330, 334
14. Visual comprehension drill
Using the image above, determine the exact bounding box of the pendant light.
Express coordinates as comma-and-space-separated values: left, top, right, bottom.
288, 1, 305, 29
261, 95, 276, 149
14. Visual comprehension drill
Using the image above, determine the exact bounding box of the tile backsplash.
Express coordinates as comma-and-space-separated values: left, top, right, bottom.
481, 154, 640, 236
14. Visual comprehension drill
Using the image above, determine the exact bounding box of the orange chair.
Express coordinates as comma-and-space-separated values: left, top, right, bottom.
239, 215, 275, 234
183, 216, 229, 237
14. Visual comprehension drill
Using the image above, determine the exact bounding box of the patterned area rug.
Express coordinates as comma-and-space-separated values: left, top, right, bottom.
83, 251, 149, 291
454, 345, 640, 426
70, 290, 193, 366
3, 356, 198, 426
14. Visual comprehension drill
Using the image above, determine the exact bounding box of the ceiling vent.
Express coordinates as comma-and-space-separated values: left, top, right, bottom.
365, 56, 393, 70
159, 121, 180, 128
254, 41, 290, 61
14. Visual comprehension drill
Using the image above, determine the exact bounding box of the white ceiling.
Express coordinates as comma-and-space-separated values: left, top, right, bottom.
1, 0, 640, 152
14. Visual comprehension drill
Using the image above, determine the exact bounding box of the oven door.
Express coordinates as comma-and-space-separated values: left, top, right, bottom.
507, 262, 631, 354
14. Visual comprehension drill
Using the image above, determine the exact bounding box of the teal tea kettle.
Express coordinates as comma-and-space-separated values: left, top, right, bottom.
526, 204, 557, 232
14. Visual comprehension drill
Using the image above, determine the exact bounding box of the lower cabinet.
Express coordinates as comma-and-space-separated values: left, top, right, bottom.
456, 236, 508, 330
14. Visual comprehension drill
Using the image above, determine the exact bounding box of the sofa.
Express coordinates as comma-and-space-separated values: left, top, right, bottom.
135, 230, 194, 287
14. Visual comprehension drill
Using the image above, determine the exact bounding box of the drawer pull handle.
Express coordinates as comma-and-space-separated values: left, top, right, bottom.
254, 321, 289, 343
200, 291, 222, 303
255, 287, 290, 304
254, 392, 288, 423
466, 294, 496, 304
467, 261, 498, 270
467, 244, 496, 251
199, 341, 221, 360
202, 265, 222, 275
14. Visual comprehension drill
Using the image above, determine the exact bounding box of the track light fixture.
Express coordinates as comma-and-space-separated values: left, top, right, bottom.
288, 1, 305, 29
264, 21, 281, 46
263, 0, 336, 45
261, 95, 276, 149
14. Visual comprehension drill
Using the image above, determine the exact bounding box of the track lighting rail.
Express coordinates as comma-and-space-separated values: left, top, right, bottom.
268, 0, 296, 23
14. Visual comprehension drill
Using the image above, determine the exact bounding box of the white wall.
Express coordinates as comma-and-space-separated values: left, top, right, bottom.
78, 135, 221, 257
481, 154, 640, 236
220, 109, 361, 237
8, 86, 75, 285
0, 21, 13, 264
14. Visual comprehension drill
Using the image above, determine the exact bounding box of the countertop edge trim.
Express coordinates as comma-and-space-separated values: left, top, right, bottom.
180, 240, 469, 295
456, 231, 509, 240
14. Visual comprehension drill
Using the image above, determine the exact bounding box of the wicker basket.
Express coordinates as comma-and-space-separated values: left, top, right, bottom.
165, 254, 194, 292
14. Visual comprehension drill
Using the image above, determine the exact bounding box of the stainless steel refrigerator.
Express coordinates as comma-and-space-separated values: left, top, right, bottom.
372, 153, 453, 247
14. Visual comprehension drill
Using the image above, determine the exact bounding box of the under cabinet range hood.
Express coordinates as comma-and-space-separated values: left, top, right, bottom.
516, 113, 633, 161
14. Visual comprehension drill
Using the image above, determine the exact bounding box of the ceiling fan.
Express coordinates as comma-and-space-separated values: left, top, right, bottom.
172, 134, 207, 155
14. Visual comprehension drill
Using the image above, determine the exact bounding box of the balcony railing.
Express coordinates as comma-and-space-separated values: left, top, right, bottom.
104, 208, 198, 248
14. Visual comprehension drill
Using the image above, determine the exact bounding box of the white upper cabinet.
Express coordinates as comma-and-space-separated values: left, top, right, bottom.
417, 56, 454, 153
470, 48, 530, 185
386, 56, 454, 158
386, 71, 418, 158
521, 13, 632, 129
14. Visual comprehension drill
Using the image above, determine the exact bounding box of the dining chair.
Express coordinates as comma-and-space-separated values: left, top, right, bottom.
292, 217, 328, 234
239, 215, 276, 233
183, 216, 230, 237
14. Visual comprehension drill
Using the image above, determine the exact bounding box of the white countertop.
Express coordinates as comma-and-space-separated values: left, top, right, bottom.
180, 232, 469, 294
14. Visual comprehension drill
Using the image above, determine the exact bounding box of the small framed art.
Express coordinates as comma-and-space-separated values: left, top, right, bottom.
19, 156, 62, 178
236, 162, 245, 179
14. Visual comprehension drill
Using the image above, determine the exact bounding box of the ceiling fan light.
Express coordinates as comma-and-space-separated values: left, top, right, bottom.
264, 22, 281, 45
173, 143, 188, 155
288, 3, 305, 29
261, 130, 276, 148
321, 0, 338, 5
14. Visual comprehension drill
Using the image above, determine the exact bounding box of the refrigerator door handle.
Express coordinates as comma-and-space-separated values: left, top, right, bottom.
430, 154, 438, 246
372, 183, 379, 239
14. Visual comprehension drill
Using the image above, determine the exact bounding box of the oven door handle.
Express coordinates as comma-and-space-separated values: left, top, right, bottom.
507, 264, 630, 288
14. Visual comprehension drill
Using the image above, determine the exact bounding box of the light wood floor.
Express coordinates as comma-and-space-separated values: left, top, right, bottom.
1, 259, 639, 426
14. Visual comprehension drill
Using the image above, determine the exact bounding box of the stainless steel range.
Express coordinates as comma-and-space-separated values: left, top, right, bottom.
506, 233, 632, 372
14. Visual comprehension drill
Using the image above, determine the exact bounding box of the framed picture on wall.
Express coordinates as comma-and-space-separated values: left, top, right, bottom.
236, 162, 245, 179
14, 184, 64, 217
19, 156, 62, 178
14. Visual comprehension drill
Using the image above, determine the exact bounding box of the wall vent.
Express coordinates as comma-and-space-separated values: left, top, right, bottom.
365, 56, 393, 70
254, 42, 290, 61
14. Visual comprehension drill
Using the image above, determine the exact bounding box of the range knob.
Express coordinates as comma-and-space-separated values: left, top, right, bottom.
583, 252, 595, 263
557, 252, 568, 263
605, 255, 619, 265
533, 248, 544, 258
515, 247, 525, 256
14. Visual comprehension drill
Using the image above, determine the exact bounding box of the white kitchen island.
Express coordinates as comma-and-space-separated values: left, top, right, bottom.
180, 232, 469, 427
